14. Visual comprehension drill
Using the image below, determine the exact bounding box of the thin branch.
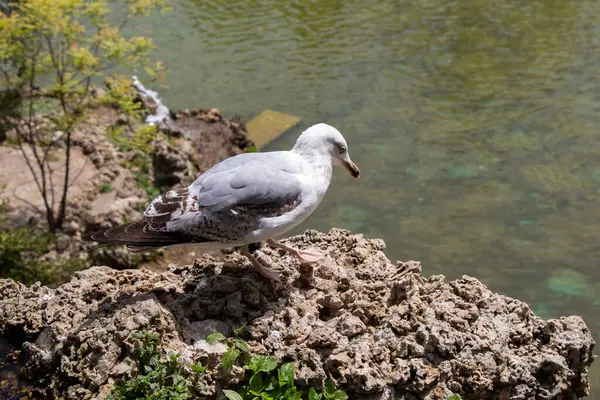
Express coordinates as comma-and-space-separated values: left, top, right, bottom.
45, 152, 57, 211
15, 43, 62, 232
56, 128, 72, 229
14, 125, 44, 196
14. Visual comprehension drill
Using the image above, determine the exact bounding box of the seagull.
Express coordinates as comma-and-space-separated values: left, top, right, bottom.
83, 123, 360, 281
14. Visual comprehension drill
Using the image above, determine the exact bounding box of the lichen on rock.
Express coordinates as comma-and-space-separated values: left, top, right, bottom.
0, 229, 595, 399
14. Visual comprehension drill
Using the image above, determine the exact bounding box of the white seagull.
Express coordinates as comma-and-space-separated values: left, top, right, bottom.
84, 123, 360, 281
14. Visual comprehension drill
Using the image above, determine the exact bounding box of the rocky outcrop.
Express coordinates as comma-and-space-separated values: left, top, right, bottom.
0, 229, 595, 399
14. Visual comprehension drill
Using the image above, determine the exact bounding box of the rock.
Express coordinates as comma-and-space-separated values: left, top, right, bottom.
0, 229, 595, 399
152, 136, 195, 187
168, 111, 254, 174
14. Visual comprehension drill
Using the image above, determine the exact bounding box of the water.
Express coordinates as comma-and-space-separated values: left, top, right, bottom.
133, 0, 600, 395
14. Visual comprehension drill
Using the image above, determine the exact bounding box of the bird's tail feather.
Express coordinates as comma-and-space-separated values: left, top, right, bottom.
83, 221, 189, 253
127, 245, 163, 254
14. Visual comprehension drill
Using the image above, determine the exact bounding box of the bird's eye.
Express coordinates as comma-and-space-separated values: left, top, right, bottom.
337, 145, 347, 154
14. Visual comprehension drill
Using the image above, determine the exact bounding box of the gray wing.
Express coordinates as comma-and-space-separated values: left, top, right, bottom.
143, 152, 304, 242
192, 151, 304, 211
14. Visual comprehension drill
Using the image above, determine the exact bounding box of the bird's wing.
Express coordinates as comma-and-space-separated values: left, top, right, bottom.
143, 151, 305, 242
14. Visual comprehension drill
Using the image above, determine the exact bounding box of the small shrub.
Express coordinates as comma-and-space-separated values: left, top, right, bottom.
107, 126, 133, 153
107, 123, 164, 201
102, 75, 146, 118
208, 330, 348, 400
0, 199, 85, 286
108, 330, 205, 400
113, 330, 349, 400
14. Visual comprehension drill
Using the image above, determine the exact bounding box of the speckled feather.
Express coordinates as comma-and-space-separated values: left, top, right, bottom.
142, 151, 305, 241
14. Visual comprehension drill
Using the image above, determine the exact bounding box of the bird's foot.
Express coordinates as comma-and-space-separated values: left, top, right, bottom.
256, 266, 282, 281
253, 251, 282, 281
241, 245, 282, 282
266, 239, 324, 264
293, 249, 324, 264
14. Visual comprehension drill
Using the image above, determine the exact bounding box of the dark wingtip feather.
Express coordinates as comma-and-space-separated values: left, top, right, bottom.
127, 245, 161, 254
82, 221, 193, 252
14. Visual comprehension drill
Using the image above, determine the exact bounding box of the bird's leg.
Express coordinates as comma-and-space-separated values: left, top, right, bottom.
266, 238, 323, 263
240, 245, 281, 282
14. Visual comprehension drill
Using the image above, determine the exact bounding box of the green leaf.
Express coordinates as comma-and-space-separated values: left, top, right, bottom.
247, 355, 278, 373
278, 362, 295, 386
222, 348, 241, 369
233, 323, 247, 336
287, 391, 302, 400
329, 391, 348, 400
324, 380, 336, 396
168, 351, 181, 363
235, 339, 250, 353
206, 332, 226, 344
249, 373, 264, 394
191, 362, 206, 375
264, 374, 277, 391
309, 388, 322, 400
447, 396, 461, 400
223, 389, 244, 400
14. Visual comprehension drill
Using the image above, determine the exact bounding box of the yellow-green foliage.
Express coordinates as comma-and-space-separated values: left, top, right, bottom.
107, 123, 161, 199
0, 0, 168, 95
103, 75, 145, 118
134, 125, 159, 154
0, 0, 169, 234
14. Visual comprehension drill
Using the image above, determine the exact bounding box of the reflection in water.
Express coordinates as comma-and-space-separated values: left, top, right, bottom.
135, 0, 600, 394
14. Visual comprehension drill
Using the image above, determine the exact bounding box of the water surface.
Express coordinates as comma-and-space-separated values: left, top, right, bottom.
134, 0, 600, 394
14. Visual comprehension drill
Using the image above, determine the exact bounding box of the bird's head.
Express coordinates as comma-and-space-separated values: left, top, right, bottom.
293, 123, 360, 179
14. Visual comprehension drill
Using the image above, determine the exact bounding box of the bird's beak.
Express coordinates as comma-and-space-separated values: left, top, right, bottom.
339, 154, 360, 179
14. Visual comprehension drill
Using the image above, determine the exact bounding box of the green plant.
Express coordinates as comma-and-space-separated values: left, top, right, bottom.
0, 0, 168, 233
99, 183, 113, 193
102, 75, 145, 118
132, 125, 159, 154
207, 325, 251, 371
135, 165, 161, 200
106, 125, 133, 153
108, 123, 163, 200
108, 330, 205, 400
112, 330, 348, 400
0, 198, 86, 286
207, 329, 347, 400
223, 356, 347, 400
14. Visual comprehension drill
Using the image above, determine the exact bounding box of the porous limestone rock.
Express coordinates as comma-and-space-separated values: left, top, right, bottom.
0, 229, 595, 399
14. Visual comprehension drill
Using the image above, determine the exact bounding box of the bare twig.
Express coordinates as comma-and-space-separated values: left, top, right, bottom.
13, 51, 59, 232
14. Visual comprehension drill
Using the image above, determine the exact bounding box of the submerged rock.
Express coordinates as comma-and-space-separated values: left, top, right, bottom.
0, 229, 595, 399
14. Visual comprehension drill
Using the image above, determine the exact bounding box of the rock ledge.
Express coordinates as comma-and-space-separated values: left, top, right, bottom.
0, 229, 595, 399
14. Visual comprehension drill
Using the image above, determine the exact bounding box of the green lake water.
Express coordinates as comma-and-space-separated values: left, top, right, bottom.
134, 0, 600, 395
